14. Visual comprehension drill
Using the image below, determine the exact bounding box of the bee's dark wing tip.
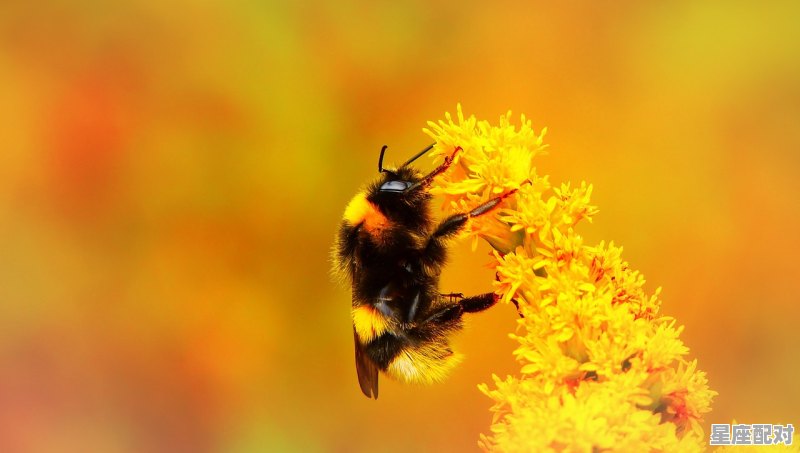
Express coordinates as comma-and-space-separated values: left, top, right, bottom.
354, 329, 379, 399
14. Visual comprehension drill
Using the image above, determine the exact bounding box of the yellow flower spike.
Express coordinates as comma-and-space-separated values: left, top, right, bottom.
424, 106, 716, 452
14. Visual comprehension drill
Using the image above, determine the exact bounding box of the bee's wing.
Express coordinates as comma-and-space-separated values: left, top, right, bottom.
354, 328, 379, 399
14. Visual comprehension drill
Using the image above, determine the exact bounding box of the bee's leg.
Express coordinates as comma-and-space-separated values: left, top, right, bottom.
463, 292, 523, 318
419, 188, 519, 272
422, 292, 499, 325
422, 304, 463, 324
431, 188, 520, 243
440, 292, 464, 303
510, 299, 524, 318
405, 146, 462, 192
493, 272, 525, 318
439, 292, 498, 312
459, 292, 499, 313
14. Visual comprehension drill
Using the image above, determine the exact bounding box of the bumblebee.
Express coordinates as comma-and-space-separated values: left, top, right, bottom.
333, 143, 518, 399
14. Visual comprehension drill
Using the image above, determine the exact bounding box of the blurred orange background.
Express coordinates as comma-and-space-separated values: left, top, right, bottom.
1, 1, 798, 452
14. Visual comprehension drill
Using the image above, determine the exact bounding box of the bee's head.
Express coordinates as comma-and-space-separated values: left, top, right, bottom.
367, 145, 433, 221
376, 167, 418, 194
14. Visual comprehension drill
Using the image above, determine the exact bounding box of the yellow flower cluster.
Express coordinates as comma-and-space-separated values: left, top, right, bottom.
424, 105, 716, 452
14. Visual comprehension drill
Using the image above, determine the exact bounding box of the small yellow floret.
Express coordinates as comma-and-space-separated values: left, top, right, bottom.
423, 104, 716, 453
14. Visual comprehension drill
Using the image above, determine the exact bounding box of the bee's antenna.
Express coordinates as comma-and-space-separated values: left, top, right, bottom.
400, 143, 435, 168
378, 145, 389, 173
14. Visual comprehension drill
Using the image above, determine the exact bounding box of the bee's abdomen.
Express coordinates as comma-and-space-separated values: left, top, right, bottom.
363, 333, 405, 370
362, 326, 463, 384
385, 343, 463, 384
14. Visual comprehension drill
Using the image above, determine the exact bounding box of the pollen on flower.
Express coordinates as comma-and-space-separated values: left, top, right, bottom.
424, 105, 716, 452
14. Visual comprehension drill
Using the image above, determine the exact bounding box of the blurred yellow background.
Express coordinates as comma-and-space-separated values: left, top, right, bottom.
1, 1, 798, 452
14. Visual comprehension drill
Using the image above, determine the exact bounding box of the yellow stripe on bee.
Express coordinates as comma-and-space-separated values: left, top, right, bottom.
343, 193, 388, 234
386, 346, 463, 384
352, 305, 390, 342
344, 193, 370, 224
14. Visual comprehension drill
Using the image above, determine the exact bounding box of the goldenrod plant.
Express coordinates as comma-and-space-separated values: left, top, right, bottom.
424, 105, 716, 452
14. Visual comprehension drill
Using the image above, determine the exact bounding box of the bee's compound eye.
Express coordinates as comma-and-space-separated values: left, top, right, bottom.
379, 180, 410, 193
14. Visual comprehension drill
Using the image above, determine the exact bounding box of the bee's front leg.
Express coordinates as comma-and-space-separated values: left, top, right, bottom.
405, 146, 462, 192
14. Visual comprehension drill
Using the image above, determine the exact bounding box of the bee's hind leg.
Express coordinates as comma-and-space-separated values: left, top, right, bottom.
422, 292, 499, 325
440, 292, 464, 303
459, 292, 499, 313
438, 292, 497, 312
